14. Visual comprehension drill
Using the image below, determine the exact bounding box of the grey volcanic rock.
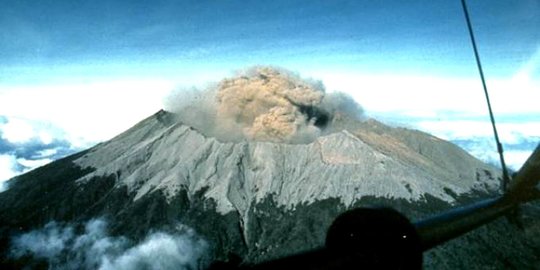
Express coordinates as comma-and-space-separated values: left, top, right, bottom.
73, 111, 499, 213
0, 110, 538, 269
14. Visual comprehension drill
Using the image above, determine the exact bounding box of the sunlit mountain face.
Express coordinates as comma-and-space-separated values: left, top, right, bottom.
0, 0, 538, 186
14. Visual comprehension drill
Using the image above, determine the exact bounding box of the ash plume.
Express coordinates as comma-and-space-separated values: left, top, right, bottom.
164, 66, 364, 143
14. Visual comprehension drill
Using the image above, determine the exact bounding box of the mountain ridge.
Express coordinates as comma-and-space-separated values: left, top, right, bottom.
1, 109, 538, 269
73, 110, 500, 215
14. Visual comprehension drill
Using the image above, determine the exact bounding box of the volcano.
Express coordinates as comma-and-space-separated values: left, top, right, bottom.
1, 69, 539, 269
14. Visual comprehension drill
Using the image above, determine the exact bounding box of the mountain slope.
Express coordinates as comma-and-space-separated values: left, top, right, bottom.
0, 110, 538, 269
74, 110, 499, 213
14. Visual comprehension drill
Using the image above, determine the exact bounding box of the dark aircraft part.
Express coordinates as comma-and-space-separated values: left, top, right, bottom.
460, 0, 512, 190
415, 197, 513, 251
326, 208, 422, 269
505, 144, 540, 203
416, 144, 540, 251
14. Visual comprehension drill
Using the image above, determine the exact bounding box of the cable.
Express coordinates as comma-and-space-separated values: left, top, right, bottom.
460, 0, 510, 190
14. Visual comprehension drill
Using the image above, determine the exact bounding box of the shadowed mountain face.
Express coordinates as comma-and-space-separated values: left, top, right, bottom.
0, 110, 539, 269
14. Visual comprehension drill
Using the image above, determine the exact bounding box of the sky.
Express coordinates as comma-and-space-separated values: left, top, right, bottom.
0, 0, 539, 190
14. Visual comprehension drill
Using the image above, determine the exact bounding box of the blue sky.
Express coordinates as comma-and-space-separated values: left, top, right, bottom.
0, 0, 539, 189
2, 0, 538, 79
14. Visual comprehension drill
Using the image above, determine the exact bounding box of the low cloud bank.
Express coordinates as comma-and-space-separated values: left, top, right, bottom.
9, 219, 209, 270
0, 116, 78, 192
451, 137, 539, 171
164, 66, 365, 143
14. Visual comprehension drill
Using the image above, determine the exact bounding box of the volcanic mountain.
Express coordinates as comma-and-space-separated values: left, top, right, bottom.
0, 68, 539, 269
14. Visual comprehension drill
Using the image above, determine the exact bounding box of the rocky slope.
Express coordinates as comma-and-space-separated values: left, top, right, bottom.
73, 110, 500, 214
0, 110, 538, 269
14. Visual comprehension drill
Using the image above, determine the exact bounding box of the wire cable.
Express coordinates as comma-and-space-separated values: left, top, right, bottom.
460, 0, 510, 190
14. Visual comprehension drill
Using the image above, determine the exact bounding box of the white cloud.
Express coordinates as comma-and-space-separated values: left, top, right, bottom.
0, 116, 72, 147
302, 69, 539, 118
11, 222, 76, 260
0, 154, 56, 192
38, 131, 54, 145
0, 154, 19, 192
17, 158, 53, 169
412, 119, 538, 170
504, 150, 535, 171
10, 219, 210, 270
461, 147, 532, 172
35, 148, 59, 158
0, 117, 35, 143
414, 120, 540, 144
0, 78, 175, 147
99, 232, 209, 270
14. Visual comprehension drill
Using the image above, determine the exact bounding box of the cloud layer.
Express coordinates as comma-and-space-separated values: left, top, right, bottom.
9, 219, 209, 270
403, 118, 538, 171
0, 116, 78, 192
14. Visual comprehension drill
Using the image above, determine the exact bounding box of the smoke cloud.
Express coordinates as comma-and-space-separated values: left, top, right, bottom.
164, 66, 365, 143
9, 219, 209, 270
